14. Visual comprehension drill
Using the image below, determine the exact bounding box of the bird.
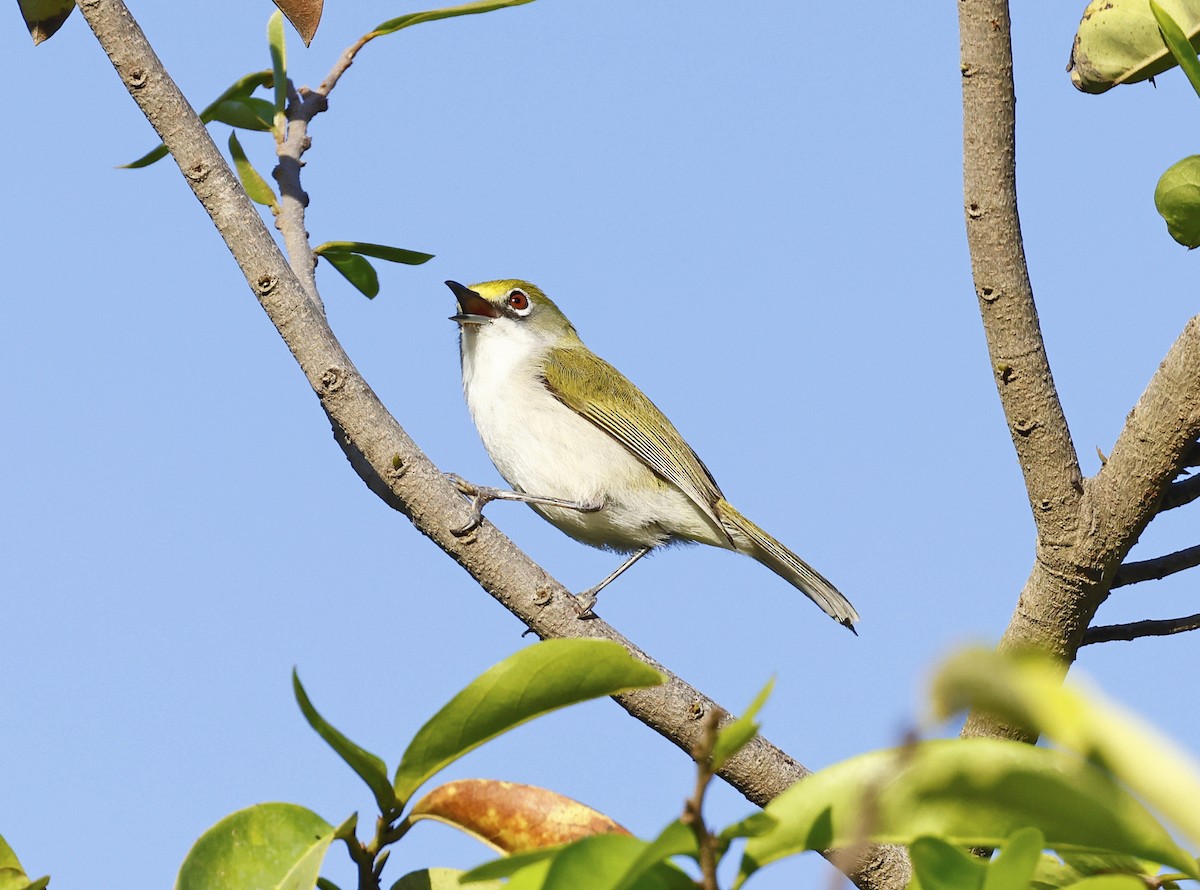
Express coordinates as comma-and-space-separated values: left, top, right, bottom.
446, 278, 858, 631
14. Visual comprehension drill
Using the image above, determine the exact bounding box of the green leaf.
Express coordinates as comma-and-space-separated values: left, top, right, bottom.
18, 0, 75, 45
1151, 1, 1200, 96
985, 827, 1046, 890
392, 639, 664, 803
460, 847, 562, 883
390, 867, 503, 890
121, 71, 273, 168
0, 836, 48, 890
540, 835, 693, 890
175, 802, 334, 890
1155, 155, 1200, 248
1058, 877, 1154, 889
208, 97, 276, 131
1069, 0, 1200, 93
718, 812, 776, 843
737, 738, 1197, 883
314, 241, 434, 266
293, 670, 396, 812
908, 837, 988, 890
320, 251, 380, 298
931, 647, 1200, 853
611, 821, 696, 890
711, 677, 773, 772
372, 0, 535, 37
268, 10, 288, 127
228, 132, 279, 210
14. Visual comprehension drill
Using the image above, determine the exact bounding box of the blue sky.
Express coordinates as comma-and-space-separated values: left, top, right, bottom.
4, 2, 1199, 887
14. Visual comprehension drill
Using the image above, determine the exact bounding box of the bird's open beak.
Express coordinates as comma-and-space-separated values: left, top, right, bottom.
446, 280, 500, 325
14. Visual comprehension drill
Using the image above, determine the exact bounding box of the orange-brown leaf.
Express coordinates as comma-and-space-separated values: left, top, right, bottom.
410, 779, 629, 853
271, 0, 322, 45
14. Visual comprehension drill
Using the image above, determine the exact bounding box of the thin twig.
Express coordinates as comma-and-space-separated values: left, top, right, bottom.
1160, 474, 1200, 512
1082, 613, 1200, 646
683, 708, 724, 890
1113, 544, 1200, 588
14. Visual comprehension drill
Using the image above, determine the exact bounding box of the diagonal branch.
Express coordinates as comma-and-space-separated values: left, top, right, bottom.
73, 1, 909, 887
958, 0, 1083, 538
959, 0, 1200, 748
1082, 613, 1200, 646
1114, 543, 1200, 588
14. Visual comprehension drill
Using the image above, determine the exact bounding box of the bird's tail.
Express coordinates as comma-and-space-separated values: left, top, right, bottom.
715, 498, 859, 632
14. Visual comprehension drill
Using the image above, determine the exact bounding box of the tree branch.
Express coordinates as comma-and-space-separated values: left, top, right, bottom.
1082, 613, 1200, 646
958, 0, 1082, 537
1160, 472, 1200, 512
73, 2, 910, 887
958, 0, 1200, 747
1113, 544, 1200, 588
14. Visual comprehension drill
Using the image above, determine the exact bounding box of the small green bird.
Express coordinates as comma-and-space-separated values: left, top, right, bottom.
447, 279, 859, 631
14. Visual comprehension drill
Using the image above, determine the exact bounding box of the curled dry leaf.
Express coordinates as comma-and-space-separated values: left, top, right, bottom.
410, 779, 630, 853
271, 0, 322, 45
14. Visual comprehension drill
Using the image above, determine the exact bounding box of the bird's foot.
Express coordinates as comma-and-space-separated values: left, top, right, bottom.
445, 473, 604, 536
571, 588, 600, 619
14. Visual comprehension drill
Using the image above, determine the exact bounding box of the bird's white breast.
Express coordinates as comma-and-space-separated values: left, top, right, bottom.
459, 321, 724, 551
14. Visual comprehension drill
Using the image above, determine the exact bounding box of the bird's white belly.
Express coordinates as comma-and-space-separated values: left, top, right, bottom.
462, 332, 724, 551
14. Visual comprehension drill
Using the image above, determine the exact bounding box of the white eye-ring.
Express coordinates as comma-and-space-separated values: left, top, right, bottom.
506, 288, 532, 316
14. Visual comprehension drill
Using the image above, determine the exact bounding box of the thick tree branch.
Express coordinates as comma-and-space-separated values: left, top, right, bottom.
959, 0, 1082, 538
1114, 543, 1200, 588
73, 2, 909, 887
959, 0, 1200, 746
1082, 613, 1200, 646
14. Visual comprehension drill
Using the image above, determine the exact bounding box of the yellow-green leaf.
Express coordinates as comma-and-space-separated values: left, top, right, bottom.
228, 132, 278, 209
1069, 0, 1200, 93
372, 0, 534, 37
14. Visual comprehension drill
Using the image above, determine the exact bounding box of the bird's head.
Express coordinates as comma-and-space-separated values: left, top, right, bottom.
446, 279, 576, 342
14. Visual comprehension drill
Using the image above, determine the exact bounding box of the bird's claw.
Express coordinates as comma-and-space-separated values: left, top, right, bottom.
572, 589, 599, 619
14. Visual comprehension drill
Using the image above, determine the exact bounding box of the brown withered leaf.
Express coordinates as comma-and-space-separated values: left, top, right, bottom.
410, 779, 630, 853
272, 0, 322, 45
18, 0, 75, 44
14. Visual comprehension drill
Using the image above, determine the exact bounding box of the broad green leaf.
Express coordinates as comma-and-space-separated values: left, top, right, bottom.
611, 820, 696, 890
718, 812, 776, 843
712, 677, 773, 771
175, 802, 333, 890
209, 98, 275, 132
390, 867, 502, 890
268, 10, 288, 125
122, 71, 273, 168
18, 0, 74, 44
1155, 156, 1200, 248
0, 837, 19, 870
293, 670, 396, 812
1059, 877, 1153, 889
320, 251, 380, 298
1069, 0, 1200, 93
316, 879, 344, 890
908, 837, 988, 890
373, 0, 535, 37
313, 241, 434, 266
393, 640, 664, 803
985, 827, 1045, 890
460, 847, 562, 883
737, 738, 1197, 883
0, 836, 48, 890
1151, 1, 1200, 96
228, 133, 279, 210
932, 648, 1200, 851
272, 0, 322, 45
540, 835, 693, 890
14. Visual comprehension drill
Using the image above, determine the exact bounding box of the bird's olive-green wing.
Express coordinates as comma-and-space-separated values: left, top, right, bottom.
542, 345, 727, 527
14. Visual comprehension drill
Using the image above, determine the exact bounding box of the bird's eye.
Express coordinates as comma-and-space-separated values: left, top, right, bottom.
507, 289, 531, 314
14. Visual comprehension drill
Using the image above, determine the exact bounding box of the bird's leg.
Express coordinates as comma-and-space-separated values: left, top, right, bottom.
445, 473, 603, 536
573, 546, 653, 618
